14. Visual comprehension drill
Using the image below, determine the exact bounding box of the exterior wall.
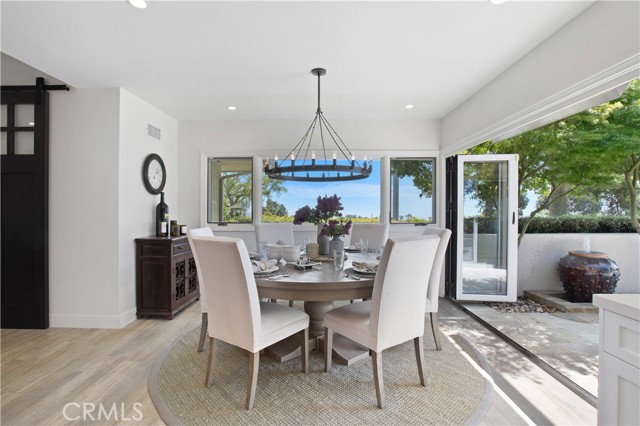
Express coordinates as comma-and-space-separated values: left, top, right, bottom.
518, 233, 640, 296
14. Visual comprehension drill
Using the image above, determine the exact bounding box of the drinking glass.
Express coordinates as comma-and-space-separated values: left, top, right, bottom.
258, 241, 268, 261
359, 238, 368, 255
333, 249, 345, 271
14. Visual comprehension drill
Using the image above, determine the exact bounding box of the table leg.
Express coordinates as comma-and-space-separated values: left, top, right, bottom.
265, 301, 333, 362
265, 300, 369, 365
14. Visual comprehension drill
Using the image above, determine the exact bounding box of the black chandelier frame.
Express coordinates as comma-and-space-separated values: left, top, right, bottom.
264, 68, 372, 182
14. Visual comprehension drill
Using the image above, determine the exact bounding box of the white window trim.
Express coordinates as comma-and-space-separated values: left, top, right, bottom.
200, 149, 443, 232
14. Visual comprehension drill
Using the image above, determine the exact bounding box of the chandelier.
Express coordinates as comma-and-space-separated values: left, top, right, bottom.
264, 68, 372, 182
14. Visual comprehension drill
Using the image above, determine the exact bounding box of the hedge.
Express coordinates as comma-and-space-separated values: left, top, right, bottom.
519, 216, 636, 233
463, 216, 636, 234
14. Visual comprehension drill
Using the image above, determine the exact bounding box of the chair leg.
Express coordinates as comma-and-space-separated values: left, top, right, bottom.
372, 350, 385, 409
300, 328, 309, 374
204, 337, 217, 387
430, 312, 442, 351
197, 312, 208, 353
414, 336, 426, 386
245, 351, 260, 410
324, 327, 333, 373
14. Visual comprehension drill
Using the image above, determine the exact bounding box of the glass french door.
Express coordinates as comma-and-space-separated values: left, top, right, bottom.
455, 154, 518, 302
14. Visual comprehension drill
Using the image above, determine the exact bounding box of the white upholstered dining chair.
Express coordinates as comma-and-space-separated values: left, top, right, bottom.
348, 223, 389, 250
422, 226, 452, 351
323, 235, 440, 409
191, 236, 310, 410
187, 227, 214, 352
254, 223, 295, 246
254, 223, 296, 306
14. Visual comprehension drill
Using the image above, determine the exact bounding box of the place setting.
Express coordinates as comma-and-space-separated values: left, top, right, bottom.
251, 258, 289, 279
344, 260, 379, 279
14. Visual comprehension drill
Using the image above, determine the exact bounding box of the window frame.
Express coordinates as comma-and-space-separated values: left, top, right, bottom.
206, 156, 255, 225
389, 157, 437, 225
200, 151, 442, 231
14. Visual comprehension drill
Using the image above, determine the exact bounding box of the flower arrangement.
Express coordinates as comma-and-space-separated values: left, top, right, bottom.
293, 194, 344, 225
319, 219, 352, 237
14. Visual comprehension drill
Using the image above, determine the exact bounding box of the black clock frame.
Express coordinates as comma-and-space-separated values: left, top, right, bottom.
142, 153, 167, 195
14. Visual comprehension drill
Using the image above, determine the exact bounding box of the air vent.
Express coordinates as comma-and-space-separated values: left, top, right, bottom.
147, 123, 161, 140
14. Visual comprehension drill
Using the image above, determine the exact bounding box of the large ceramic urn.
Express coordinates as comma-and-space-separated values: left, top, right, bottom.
558, 250, 620, 303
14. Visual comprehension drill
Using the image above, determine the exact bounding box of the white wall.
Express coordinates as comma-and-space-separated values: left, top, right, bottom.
49, 89, 122, 327
518, 234, 640, 296
118, 89, 179, 324
178, 119, 440, 231
441, 0, 640, 154
48, 88, 179, 328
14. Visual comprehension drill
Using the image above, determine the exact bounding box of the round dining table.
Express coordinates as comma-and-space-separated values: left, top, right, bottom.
255, 252, 376, 365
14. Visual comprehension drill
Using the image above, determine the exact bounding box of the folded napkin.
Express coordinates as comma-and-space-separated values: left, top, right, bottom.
251, 259, 278, 273
352, 261, 378, 272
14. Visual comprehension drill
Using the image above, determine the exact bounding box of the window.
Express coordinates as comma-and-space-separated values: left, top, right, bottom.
390, 158, 436, 223
261, 159, 382, 223
207, 158, 252, 223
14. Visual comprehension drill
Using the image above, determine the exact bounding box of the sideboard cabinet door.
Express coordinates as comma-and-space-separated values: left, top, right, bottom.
136, 235, 199, 319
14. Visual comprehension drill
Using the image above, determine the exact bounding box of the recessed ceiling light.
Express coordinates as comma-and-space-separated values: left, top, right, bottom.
28, 122, 35, 126
227, 106, 237, 111
128, 0, 148, 9
404, 104, 414, 110
489, 0, 507, 5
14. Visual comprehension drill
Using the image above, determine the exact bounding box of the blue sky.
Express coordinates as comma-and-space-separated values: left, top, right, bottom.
271, 160, 433, 219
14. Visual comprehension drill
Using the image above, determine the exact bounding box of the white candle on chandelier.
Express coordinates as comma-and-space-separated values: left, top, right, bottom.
311, 151, 316, 166
332, 151, 337, 166
290, 154, 295, 166
351, 153, 355, 168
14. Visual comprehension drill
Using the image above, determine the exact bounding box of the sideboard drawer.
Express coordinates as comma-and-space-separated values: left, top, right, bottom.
173, 242, 191, 256
604, 310, 640, 368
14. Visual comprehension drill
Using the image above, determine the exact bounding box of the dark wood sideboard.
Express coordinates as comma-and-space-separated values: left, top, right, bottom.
135, 235, 199, 319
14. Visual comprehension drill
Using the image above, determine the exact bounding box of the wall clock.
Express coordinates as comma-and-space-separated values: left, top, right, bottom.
142, 153, 166, 195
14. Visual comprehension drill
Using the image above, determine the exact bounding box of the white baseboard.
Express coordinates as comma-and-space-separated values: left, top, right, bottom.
50, 307, 137, 329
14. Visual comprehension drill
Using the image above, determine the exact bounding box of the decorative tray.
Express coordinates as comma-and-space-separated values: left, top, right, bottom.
309, 254, 348, 263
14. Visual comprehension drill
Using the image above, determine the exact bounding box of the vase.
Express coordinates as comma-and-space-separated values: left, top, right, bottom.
558, 250, 620, 303
318, 235, 331, 256
329, 235, 344, 257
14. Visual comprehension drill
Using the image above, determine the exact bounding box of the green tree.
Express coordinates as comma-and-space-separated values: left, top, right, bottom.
468, 78, 640, 242
263, 199, 288, 216
570, 79, 640, 232
390, 160, 433, 198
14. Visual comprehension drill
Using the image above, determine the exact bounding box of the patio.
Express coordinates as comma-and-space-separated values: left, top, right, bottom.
462, 296, 599, 397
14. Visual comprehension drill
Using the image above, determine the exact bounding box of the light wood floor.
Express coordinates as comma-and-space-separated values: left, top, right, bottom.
1, 299, 595, 425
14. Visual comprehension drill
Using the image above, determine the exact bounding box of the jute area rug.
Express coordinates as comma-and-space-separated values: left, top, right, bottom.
148, 324, 493, 425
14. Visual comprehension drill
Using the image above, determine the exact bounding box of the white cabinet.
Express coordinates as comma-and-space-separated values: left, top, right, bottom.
593, 294, 640, 426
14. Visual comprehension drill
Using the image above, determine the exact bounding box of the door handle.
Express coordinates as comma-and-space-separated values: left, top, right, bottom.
512, 212, 515, 224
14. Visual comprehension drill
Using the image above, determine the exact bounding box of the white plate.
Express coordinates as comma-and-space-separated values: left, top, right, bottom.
352, 264, 378, 275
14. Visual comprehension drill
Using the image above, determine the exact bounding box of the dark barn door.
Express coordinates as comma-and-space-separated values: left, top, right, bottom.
1, 78, 57, 328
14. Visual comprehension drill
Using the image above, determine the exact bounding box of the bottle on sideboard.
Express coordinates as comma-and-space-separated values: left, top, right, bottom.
156, 192, 169, 236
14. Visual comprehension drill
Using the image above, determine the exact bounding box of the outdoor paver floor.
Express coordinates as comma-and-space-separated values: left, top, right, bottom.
463, 303, 599, 396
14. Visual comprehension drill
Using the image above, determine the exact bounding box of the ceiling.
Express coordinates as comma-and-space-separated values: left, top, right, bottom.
1, 0, 594, 121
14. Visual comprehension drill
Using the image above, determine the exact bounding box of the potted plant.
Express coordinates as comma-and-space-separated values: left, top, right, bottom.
293, 194, 345, 255
319, 219, 353, 256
